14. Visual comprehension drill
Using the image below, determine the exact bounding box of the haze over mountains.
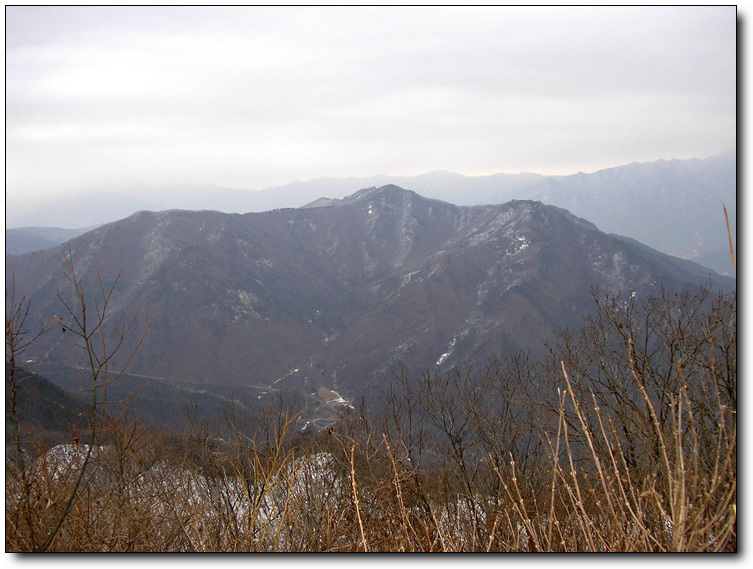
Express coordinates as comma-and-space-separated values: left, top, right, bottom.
7, 152, 736, 275
5, 226, 93, 256
6, 185, 734, 429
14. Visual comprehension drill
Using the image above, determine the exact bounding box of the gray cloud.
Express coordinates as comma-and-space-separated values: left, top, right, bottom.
5, 5, 736, 210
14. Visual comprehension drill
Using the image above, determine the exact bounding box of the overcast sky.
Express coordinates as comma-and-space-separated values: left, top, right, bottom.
5, 5, 737, 210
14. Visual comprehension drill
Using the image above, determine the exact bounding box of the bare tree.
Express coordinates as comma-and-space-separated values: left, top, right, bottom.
6, 247, 149, 551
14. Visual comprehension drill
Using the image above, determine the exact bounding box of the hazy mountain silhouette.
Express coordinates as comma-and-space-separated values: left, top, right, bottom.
520, 151, 736, 275
5, 226, 92, 255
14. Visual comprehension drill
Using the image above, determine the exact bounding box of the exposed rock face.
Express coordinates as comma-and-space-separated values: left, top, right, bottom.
6, 186, 734, 428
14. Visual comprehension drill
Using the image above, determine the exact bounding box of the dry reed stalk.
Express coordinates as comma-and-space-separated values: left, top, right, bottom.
558, 362, 616, 551
546, 390, 566, 550
592, 400, 662, 550
349, 444, 368, 552
723, 203, 736, 273
383, 434, 420, 550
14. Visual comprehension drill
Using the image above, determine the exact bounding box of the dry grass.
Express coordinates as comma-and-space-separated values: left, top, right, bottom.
5, 375, 736, 552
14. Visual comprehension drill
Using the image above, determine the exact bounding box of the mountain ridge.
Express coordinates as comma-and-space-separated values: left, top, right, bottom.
6, 186, 734, 429
7, 152, 734, 275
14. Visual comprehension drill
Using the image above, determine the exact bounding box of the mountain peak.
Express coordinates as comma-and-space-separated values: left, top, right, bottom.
348, 184, 415, 202
302, 184, 417, 209
6, 192, 733, 430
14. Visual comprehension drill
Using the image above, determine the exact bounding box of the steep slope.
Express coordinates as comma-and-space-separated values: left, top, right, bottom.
5, 186, 734, 429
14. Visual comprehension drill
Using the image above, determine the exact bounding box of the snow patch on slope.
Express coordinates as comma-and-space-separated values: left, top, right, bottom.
136, 214, 177, 286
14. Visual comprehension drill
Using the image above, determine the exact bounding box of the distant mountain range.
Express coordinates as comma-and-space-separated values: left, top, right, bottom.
5, 226, 93, 255
6, 151, 736, 275
5, 185, 734, 429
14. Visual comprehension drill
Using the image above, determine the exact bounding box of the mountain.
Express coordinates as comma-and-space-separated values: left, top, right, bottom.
5, 364, 89, 442
5, 226, 93, 255
5, 186, 734, 430
6, 192, 162, 231
5, 172, 546, 229
6, 152, 735, 275
521, 151, 737, 275
276, 153, 738, 275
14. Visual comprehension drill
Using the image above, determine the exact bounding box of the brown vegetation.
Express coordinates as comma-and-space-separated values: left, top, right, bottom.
6, 251, 735, 552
